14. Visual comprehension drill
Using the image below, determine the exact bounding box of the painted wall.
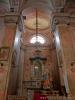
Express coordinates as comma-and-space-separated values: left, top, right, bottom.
57, 24, 75, 96
0, 17, 7, 99
0, 19, 17, 99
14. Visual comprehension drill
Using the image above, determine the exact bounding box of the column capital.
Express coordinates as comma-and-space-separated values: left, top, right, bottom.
4, 12, 19, 24
51, 13, 75, 32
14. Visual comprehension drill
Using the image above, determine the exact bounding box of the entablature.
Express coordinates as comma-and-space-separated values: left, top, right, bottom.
0, 12, 19, 24
51, 13, 75, 32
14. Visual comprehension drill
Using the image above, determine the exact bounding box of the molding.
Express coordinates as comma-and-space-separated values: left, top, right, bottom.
4, 12, 19, 23
20, 43, 55, 51
0, 14, 4, 17
0, 12, 19, 23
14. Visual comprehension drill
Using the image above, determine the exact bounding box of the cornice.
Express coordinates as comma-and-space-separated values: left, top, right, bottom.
51, 13, 75, 32
0, 12, 20, 23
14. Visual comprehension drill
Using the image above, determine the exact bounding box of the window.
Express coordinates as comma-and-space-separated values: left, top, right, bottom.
30, 35, 45, 44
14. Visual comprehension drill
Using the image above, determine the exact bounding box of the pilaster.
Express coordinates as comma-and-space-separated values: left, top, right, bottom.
0, 12, 19, 100
51, 13, 75, 96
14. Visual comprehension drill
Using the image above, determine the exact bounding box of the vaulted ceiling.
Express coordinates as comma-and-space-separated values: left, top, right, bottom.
0, 0, 10, 13
22, 0, 66, 12
21, 9, 52, 46
0, 0, 75, 46
19, 0, 75, 46
0, 0, 75, 13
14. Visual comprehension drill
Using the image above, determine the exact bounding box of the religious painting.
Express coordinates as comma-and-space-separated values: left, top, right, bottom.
0, 47, 10, 61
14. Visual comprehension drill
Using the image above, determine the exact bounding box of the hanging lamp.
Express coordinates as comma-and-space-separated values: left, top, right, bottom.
30, 8, 47, 62
35, 8, 41, 56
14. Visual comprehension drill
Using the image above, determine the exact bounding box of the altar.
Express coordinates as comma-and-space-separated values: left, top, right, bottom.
34, 92, 48, 100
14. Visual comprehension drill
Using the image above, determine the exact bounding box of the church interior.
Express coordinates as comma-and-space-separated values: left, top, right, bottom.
0, 0, 75, 100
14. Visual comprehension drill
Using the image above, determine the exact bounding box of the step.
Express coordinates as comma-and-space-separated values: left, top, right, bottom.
8, 95, 25, 100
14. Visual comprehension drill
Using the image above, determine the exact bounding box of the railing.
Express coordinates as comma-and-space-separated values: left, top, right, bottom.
23, 80, 41, 89
47, 96, 75, 100
8, 95, 75, 100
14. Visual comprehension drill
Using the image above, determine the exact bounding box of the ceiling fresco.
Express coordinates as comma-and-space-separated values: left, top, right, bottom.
25, 17, 49, 30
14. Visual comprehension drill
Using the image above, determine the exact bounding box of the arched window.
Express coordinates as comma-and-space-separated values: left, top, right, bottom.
30, 35, 45, 44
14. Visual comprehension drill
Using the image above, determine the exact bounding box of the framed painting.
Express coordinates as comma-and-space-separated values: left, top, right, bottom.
0, 47, 10, 61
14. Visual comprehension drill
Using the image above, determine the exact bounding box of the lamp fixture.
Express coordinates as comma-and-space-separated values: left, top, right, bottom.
35, 9, 45, 48
30, 8, 45, 45
35, 8, 39, 45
